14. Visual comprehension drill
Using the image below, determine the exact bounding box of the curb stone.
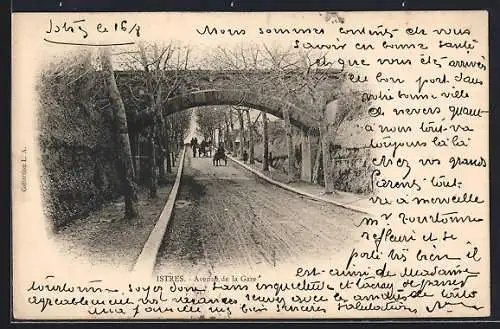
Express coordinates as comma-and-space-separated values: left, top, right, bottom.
227, 154, 373, 215
131, 146, 187, 278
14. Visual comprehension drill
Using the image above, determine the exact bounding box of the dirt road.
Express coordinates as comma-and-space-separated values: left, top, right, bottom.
154, 149, 361, 274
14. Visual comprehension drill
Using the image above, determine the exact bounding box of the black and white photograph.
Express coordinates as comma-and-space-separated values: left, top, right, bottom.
12, 10, 490, 319
38, 30, 373, 275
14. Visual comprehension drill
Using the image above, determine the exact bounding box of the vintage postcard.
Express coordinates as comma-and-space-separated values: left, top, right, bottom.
12, 10, 489, 320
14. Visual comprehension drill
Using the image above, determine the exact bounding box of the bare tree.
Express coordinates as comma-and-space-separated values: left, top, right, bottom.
224, 112, 232, 153
205, 42, 369, 192
197, 107, 226, 142
281, 107, 295, 181
116, 42, 192, 194
137, 42, 168, 197
262, 111, 269, 172
260, 44, 311, 182
245, 109, 255, 164
100, 48, 139, 219
210, 43, 301, 178
237, 109, 245, 159
228, 108, 236, 153
319, 120, 333, 193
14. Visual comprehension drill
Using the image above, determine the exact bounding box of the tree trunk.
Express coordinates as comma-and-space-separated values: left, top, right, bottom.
245, 109, 255, 164
312, 146, 322, 184
262, 112, 269, 172
283, 107, 295, 182
171, 124, 177, 166
166, 139, 172, 173
237, 110, 245, 159
148, 126, 157, 198
171, 131, 176, 168
229, 109, 236, 153
131, 133, 138, 175
158, 151, 166, 180
218, 123, 222, 147
173, 122, 179, 164
224, 115, 231, 151
320, 120, 334, 194
148, 128, 158, 198
139, 43, 163, 195
172, 126, 178, 155
173, 133, 178, 167
158, 145, 166, 185
164, 120, 172, 173
100, 48, 139, 219
157, 116, 167, 185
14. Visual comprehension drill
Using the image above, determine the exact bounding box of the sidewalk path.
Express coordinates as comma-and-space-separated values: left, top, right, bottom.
54, 154, 182, 272
227, 153, 374, 215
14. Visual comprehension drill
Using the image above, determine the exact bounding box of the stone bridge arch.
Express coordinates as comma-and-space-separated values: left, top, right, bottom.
163, 89, 319, 131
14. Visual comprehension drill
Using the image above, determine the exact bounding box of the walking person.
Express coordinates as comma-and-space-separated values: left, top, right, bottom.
191, 137, 198, 158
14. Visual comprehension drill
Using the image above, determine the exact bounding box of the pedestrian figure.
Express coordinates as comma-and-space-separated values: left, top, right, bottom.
191, 137, 198, 158
243, 150, 248, 163
207, 140, 212, 157
199, 140, 207, 157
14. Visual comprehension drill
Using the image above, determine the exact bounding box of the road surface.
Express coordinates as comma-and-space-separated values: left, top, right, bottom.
154, 149, 361, 274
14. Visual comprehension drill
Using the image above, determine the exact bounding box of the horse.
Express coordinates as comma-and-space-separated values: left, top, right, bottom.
213, 150, 227, 166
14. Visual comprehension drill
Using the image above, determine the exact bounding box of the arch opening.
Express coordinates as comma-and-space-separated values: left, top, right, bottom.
162, 89, 320, 131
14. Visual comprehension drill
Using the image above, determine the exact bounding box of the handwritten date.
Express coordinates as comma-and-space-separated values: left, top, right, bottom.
45, 18, 141, 45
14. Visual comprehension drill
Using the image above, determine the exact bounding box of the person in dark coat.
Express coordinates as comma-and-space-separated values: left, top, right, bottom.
191, 137, 198, 157
217, 144, 225, 155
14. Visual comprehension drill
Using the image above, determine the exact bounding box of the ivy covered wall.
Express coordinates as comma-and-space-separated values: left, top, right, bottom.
38, 53, 122, 230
